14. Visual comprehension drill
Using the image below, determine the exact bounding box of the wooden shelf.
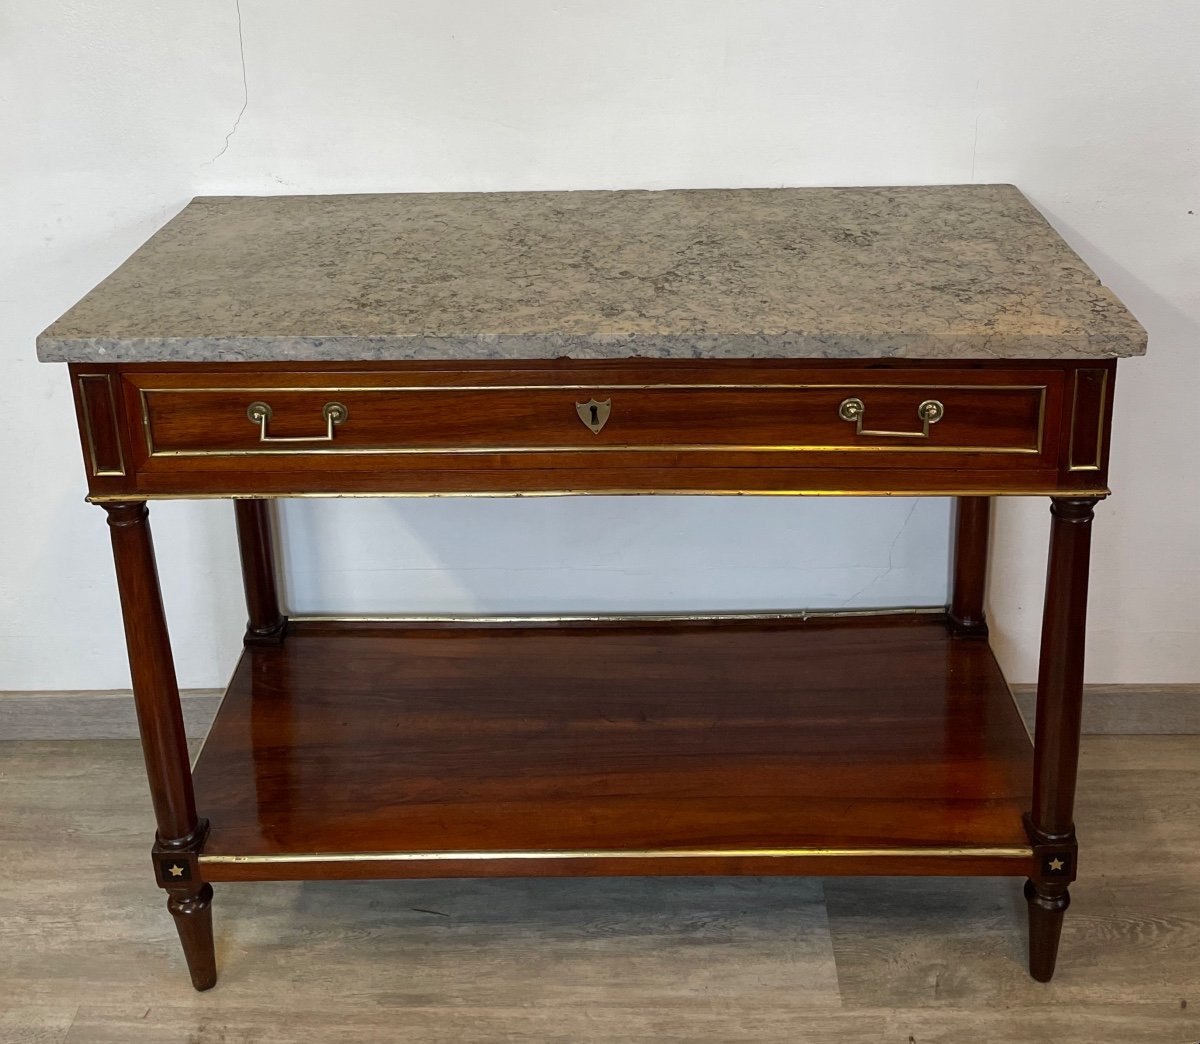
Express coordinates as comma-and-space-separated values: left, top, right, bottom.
193, 614, 1035, 882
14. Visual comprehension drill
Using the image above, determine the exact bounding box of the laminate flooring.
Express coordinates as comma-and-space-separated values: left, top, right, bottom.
2, 737, 1197, 1043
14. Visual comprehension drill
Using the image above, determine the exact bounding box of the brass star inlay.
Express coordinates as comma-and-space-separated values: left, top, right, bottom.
1048, 858, 1065, 871
167, 864, 185, 878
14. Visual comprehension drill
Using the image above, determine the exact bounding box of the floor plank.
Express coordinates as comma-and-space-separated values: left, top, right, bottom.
0, 1006, 77, 1044
0, 690, 221, 740
1012, 684, 1200, 735
2, 737, 1199, 1043
61, 1006, 886, 1044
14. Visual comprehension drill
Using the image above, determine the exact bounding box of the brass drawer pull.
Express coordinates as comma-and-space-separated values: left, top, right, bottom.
838, 397, 944, 438
246, 401, 348, 443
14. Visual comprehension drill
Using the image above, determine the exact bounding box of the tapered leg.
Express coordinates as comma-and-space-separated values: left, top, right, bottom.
1024, 495, 1099, 982
949, 496, 991, 635
1025, 879, 1069, 983
103, 501, 216, 991
167, 884, 217, 991
234, 499, 287, 645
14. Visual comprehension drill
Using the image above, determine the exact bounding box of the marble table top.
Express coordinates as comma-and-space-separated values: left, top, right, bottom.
37, 185, 1146, 364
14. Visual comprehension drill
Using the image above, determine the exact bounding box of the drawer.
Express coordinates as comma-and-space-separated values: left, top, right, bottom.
73, 362, 1113, 498
134, 378, 1049, 464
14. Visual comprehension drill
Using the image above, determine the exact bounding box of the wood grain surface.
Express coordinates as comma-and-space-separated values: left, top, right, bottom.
6, 685, 1197, 740
188, 616, 1036, 880
66, 358, 1116, 500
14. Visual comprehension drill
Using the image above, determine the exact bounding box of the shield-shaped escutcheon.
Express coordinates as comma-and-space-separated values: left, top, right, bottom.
575, 398, 612, 434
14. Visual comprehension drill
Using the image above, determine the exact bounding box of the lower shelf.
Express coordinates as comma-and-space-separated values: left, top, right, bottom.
192, 614, 1036, 881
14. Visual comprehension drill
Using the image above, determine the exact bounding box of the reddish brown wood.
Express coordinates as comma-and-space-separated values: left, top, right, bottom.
103, 502, 198, 839
1025, 879, 1070, 983
1025, 495, 1098, 981
127, 364, 1057, 478
64, 358, 1127, 500
138, 381, 1046, 456
75, 373, 127, 477
101, 501, 216, 990
94, 465, 1108, 500
949, 496, 991, 635
209, 850, 1033, 883
234, 499, 286, 645
191, 615, 1036, 883
62, 355, 1123, 984
1030, 497, 1098, 833
1062, 364, 1117, 479
166, 884, 216, 991
97, 357, 1105, 377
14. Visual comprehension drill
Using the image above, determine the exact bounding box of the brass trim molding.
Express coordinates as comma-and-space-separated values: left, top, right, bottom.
1068, 368, 1109, 472
86, 486, 1113, 503
287, 606, 946, 625
77, 373, 127, 477
148, 443, 1042, 459
138, 384, 1048, 459
200, 845, 1033, 866
138, 382, 1052, 393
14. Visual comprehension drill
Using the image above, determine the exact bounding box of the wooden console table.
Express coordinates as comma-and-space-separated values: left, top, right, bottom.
38, 186, 1145, 989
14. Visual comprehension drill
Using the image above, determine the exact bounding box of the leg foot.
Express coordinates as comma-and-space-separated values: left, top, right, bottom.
1025, 879, 1069, 982
167, 883, 217, 991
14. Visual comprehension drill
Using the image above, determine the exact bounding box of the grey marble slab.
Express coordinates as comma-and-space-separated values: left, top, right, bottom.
37, 185, 1146, 364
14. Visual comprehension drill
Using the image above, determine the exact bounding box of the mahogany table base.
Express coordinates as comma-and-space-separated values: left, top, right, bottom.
95, 485, 1096, 990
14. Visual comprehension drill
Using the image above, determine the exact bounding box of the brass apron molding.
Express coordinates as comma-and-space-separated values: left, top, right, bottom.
86, 486, 1112, 503
201, 845, 1033, 866
286, 607, 946, 625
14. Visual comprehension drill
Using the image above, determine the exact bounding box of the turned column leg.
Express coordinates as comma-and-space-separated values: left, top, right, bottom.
234, 499, 287, 645
949, 496, 991, 636
1024, 495, 1099, 982
103, 501, 216, 991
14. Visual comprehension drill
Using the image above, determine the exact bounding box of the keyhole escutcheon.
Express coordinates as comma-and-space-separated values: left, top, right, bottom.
574, 398, 612, 434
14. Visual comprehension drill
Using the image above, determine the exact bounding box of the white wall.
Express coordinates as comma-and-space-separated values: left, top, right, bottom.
2, 0, 1197, 691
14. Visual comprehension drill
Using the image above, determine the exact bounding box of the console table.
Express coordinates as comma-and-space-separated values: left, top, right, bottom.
37, 186, 1146, 990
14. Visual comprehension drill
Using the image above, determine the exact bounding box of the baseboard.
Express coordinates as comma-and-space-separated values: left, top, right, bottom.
1010, 684, 1200, 736
0, 689, 223, 740
1, 684, 1198, 740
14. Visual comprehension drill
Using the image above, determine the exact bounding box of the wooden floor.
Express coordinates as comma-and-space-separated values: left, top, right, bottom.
2, 736, 1198, 1043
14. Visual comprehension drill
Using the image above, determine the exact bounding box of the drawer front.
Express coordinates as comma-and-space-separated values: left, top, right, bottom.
136, 380, 1048, 464
72, 362, 1106, 498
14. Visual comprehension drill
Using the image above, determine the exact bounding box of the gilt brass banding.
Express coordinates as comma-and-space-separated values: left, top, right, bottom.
87, 486, 1112, 502
149, 443, 1039, 458
200, 845, 1033, 866
140, 382, 1050, 393
1068, 368, 1109, 471
138, 383, 1046, 458
77, 373, 127, 477
287, 606, 946, 625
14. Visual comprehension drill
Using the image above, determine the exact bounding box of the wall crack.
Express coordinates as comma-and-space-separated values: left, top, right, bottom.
839, 499, 921, 607
210, 0, 248, 162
